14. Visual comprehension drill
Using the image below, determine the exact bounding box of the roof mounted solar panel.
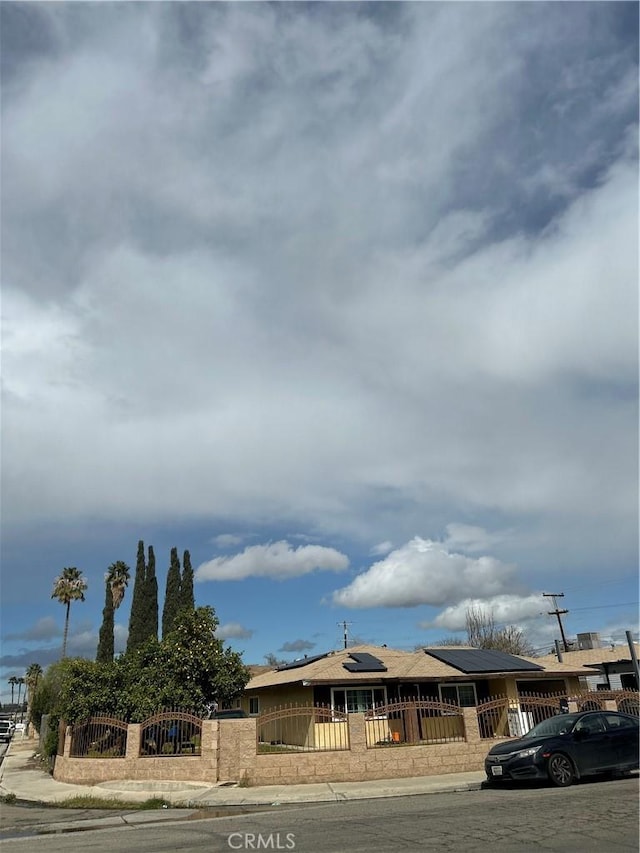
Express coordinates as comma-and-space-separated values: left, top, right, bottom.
276, 652, 331, 672
425, 648, 543, 673
343, 652, 387, 673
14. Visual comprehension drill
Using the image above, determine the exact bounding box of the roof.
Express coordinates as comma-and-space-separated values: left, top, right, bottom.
536, 643, 640, 671
245, 644, 587, 691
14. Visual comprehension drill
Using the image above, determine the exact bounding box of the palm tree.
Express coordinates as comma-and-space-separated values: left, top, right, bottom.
7, 676, 17, 707
25, 664, 43, 735
97, 561, 131, 662
107, 561, 130, 611
14, 677, 25, 722
51, 567, 88, 658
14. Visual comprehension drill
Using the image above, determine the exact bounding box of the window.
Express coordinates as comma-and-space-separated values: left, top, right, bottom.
248, 697, 259, 716
331, 686, 387, 714
575, 714, 606, 734
439, 683, 478, 707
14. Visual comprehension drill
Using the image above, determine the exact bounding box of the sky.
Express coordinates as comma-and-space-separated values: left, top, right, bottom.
1, 2, 638, 702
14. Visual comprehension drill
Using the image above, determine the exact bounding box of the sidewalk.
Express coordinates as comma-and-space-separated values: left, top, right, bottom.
0, 737, 485, 810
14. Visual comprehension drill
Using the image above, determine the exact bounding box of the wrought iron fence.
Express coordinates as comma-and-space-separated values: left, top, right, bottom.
616, 691, 640, 716
70, 715, 128, 758
257, 704, 349, 753
477, 696, 516, 739
365, 699, 465, 748
139, 710, 203, 756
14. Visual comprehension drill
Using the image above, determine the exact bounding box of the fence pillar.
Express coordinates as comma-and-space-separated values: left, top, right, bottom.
462, 707, 482, 743
603, 700, 618, 712
126, 723, 141, 758
63, 724, 72, 758
348, 713, 367, 752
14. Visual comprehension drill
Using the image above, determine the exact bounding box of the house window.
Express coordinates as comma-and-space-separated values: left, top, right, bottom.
331, 687, 387, 713
248, 697, 259, 716
439, 683, 477, 707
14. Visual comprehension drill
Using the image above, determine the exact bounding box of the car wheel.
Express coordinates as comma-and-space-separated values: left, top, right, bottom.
547, 753, 575, 787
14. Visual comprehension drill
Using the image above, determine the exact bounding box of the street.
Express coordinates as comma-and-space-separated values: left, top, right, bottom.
1, 775, 637, 853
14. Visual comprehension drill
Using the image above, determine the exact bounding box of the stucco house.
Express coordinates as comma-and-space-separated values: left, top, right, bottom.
537, 642, 640, 692
240, 644, 587, 718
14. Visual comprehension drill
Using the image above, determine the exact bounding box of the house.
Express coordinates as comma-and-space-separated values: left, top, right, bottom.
240, 644, 587, 718
537, 641, 640, 692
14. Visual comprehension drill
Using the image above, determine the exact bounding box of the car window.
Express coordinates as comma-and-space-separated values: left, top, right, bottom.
604, 714, 636, 731
574, 714, 606, 734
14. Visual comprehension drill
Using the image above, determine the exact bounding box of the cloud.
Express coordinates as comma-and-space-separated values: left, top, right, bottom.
4, 617, 61, 642
213, 534, 246, 549
332, 536, 522, 609
370, 541, 394, 557
217, 622, 254, 640
443, 524, 508, 554
195, 541, 349, 581
423, 595, 545, 632
278, 639, 316, 653
0, 1, 637, 614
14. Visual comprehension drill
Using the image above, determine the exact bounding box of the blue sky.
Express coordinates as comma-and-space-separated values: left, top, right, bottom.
1, 2, 638, 701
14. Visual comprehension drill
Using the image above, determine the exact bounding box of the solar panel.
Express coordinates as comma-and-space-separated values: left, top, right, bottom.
343, 652, 387, 673
425, 648, 543, 673
275, 652, 331, 672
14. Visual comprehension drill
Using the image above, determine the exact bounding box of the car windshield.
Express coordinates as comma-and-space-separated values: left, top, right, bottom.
522, 713, 579, 738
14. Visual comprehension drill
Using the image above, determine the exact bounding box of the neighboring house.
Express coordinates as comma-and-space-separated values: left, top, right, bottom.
537, 642, 640, 692
241, 644, 587, 718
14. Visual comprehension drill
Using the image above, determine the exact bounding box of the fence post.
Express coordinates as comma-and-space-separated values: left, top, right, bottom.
348, 713, 367, 753
462, 707, 481, 743
62, 724, 72, 758
126, 723, 141, 758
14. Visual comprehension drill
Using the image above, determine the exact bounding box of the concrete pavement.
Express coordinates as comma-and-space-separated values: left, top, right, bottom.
0, 737, 486, 835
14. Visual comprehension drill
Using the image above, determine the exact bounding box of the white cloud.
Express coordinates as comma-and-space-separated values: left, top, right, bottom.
213, 534, 246, 549
425, 594, 545, 632
370, 541, 394, 557
196, 541, 349, 581
217, 622, 254, 640
332, 536, 521, 609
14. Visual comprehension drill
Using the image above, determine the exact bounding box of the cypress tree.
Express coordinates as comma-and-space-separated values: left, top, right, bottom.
162, 547, 182, 639
96, 575, 114, 663
180, 549, 195, 612
127, 540, 147, 653
145, 544, 159, 642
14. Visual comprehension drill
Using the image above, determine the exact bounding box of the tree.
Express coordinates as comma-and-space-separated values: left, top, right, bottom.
51, 567, 87, 658
8, 676, 17, 706
15, 677, 25, 720
180, 549, 195, 613
127, 541, 147, 653
264, 653, 290, 667
97, 561, 131, 663
465, 605, 534, 655
144, 545, 159, 642
56, 607, 251, 722
162, 547, 182, 639
25, 663, 43, 735
96, 576, 115, 663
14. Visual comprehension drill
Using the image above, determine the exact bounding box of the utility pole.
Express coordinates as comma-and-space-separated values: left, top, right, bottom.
543, 593, 570, 652
338, 621, 353, 650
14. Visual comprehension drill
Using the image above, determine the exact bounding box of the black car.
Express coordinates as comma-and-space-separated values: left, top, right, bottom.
485, 710, 639, 787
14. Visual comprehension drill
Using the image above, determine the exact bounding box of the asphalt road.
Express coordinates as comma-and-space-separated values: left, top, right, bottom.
1, 775, 638, 853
